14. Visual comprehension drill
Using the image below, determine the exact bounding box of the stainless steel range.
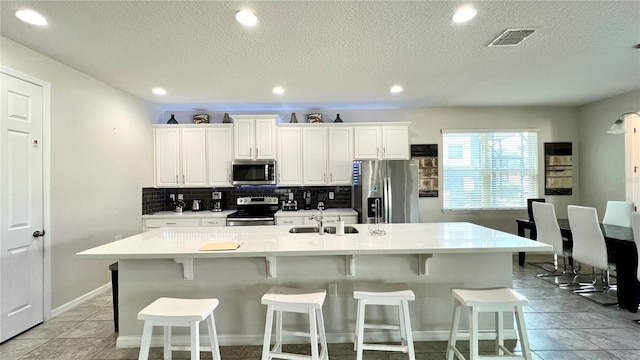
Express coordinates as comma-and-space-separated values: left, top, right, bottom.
226, 196, 279, 226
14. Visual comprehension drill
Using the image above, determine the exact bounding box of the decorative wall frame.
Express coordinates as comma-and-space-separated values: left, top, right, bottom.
544, 142, 572, 195
411, 144, 438, 197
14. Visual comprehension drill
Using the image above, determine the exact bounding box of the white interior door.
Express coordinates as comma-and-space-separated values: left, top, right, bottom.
0, 73, 44, 342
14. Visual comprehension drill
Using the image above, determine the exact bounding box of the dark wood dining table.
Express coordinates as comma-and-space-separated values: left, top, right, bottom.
516, 218, 639, 312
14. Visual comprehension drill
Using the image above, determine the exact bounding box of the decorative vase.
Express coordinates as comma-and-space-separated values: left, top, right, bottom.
290, 113, 298, 123
333, 114, 343, 123
167, 114, 178, 124
222, 113, 231, 123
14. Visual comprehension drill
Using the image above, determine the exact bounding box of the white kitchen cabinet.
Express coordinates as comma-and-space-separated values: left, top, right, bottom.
302, 215, 358, 225
275, 217, 304, 226
232, 115, 277, 160
154, 126, 207, 187
277, 127, 302, 185
301, 126, 353, 186
354, 125, 409, 160
207, 125, 233, 187
302, 128, 328, 185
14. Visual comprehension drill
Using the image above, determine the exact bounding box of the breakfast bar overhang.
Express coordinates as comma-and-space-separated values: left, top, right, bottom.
77, 223, 551, 346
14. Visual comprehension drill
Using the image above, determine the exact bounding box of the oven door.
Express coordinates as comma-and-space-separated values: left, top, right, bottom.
232, 161, 276, 185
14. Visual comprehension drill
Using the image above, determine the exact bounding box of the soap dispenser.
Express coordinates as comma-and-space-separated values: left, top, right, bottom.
336, 215, 345, 236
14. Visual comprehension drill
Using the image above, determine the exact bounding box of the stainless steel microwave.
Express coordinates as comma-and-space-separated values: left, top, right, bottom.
232, 160, 276, 185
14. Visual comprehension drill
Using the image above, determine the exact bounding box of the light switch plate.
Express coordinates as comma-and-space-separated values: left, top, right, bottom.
329, 192, 334, 199
289, 193, 294, 200
178, 194, 184, 200
169, 194, 175, 201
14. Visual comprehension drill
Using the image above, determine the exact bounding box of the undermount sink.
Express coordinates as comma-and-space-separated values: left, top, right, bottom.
288, 226, 359, 234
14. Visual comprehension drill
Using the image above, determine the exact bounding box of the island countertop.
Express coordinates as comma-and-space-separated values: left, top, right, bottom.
77, 222, 551, 259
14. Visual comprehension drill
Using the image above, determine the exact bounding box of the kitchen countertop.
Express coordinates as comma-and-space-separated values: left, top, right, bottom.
142, 210, 236, 218
78, 222, 551, 259
274, 208, 357, 217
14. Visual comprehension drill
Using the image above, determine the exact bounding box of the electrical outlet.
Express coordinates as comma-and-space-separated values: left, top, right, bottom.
289, 192, 294, 200
177, 194, 184, 200
329, 192, 334, 200
328, 283, 337, 297
114, 235, 122, 241
169, 194, 175, 201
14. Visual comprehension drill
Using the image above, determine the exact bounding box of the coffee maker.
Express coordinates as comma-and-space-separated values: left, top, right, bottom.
211, 192, 223, 212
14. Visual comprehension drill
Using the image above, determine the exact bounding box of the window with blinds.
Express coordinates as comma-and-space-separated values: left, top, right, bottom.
442, 130, 538, 211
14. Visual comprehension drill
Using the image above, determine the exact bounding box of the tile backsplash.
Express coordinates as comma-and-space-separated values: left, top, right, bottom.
142, 186, 352, 215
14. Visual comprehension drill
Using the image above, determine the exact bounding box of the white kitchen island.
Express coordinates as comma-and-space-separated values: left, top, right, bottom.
77, 222, 551, 347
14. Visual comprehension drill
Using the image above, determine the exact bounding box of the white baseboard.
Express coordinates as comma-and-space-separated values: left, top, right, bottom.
116, 330, 518, 348
51, 283, 111, 318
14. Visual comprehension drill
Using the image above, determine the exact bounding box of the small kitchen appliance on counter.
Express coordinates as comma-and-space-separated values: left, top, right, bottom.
191, 199, 203, 211
282, 200, 298, 211
212, 192, 223, 212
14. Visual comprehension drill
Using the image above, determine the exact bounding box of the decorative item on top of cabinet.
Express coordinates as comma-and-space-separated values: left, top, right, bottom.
333, 114, 343, 123
307, 113, 322, 123
166, 114, 178, 124
290, 113, 298, 123
193, 114, 209, 124
222, 113, 231, 123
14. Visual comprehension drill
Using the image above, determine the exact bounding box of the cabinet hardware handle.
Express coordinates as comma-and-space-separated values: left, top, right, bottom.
183, 175, 185, 183
384, 147, 386, 155
324, 173, 326, 182
256, 147, 259, 157
176, 175, 178, 184
250, 147, 252, 158
377, 147, 380, 157
330, 173, 333, 182
166, 222, 176, 225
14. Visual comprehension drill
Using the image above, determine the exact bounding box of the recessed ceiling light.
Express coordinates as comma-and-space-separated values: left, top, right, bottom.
15, 9, 47, 26
152, 87, 166, 96
235, 10, 258, 27
452, 6, 477, 23
272, 86, 285, 95
390, 85, 404, 93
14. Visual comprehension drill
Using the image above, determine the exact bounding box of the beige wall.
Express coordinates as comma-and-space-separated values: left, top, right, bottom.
577, 90, 640, 216
1, 37, 158, 309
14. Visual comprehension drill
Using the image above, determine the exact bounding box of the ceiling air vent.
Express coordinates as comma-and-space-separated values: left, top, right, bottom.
488, 29, 535, 47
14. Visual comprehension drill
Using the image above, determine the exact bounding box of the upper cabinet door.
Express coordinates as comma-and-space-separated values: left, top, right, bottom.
328, 127, 354, 184
354, 127, 382, 160
302, 128, 328, 185
208, 126, 233, 187
233, 118, 254, 160
154, 128, 180, 187
181, 128, 207, 186
277, 127, 302, 185
382, 126, 409, 159
232, 115, 277, 160
254, 118, 276, 159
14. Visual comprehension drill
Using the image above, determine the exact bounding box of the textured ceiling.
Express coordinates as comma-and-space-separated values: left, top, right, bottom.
1, 1, 639, 111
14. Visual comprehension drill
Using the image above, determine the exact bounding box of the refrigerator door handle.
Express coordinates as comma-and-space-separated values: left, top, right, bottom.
385, 177, 392, 223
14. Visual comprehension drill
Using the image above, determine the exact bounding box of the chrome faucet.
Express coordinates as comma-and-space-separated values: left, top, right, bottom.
310, 203, 326, 235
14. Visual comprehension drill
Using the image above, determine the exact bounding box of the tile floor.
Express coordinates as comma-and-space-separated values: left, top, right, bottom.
1, 254, 639, 360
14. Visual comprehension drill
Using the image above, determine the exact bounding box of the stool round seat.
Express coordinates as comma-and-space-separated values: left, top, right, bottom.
137, 297, 221, 360
446, 288, 532, 360
353, 281, 415, 360
261, 286, 328, 360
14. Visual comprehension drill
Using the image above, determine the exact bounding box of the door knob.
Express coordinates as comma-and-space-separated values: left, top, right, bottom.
33, 230, 46, 238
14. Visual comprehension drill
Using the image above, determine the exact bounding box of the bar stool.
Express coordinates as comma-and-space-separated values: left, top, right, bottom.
261, 286, 328, 360
137, 297, 221, 360
446, 288, 532, 360
353, 281, 415, 360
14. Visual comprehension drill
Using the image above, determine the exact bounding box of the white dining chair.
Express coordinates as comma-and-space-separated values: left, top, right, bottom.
532, 202, 577, 285
567, 205, 617, 305
602, 201, 634, 228
632, 212, 640, 325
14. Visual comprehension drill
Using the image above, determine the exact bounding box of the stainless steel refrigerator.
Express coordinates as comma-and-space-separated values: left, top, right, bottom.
352, 160, 420, 224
